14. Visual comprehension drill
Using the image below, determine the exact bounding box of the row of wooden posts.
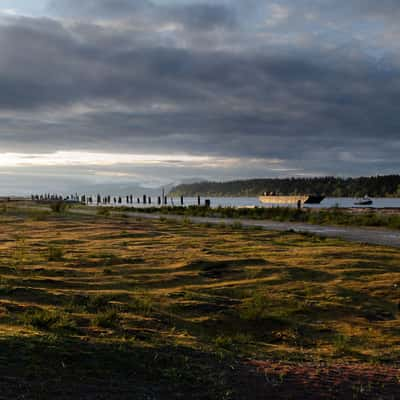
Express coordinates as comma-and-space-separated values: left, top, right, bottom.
31, 193, 210, 207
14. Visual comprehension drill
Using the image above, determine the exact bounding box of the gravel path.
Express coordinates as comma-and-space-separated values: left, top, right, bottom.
75, 209, 400, 248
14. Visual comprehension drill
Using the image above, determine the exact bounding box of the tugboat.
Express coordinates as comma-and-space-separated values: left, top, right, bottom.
354, 195, 373, 206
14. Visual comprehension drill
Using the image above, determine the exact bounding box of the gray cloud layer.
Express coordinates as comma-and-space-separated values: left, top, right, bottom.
0, 0, 399, 190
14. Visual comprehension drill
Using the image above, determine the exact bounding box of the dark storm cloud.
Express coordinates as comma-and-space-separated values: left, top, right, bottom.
47, 0, 237, 32
164, 3, 236, 30
46, 0, 152, 18
0, 0, 400, 181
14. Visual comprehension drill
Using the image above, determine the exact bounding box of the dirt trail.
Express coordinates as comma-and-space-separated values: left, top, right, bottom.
69, 208, 400, 248
236, 360, 400, 400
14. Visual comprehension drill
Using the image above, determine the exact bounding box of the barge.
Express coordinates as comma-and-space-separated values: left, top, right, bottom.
259, 194, 325, 205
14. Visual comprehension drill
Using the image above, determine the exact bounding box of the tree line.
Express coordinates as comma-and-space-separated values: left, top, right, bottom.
169, 175, 400, 197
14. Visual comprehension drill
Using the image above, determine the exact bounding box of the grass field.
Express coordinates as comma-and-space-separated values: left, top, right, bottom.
1, 205, 400, 399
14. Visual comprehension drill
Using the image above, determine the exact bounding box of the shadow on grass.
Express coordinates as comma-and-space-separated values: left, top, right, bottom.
0, 335, 236, 400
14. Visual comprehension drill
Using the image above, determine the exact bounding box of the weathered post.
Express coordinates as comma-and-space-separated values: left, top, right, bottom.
297, 200, 302, 210
158, 196, 161, 205
143, 195, 147, 204
197, 195, 201, 206
180, 196, 184, 206
205, 199, 211, 208
148, 197, 152, 204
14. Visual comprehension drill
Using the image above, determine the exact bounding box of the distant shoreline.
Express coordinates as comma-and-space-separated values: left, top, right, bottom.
169, 175, 400, 198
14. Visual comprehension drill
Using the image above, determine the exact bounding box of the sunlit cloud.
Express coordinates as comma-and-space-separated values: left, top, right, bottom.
0, 151, 284, 169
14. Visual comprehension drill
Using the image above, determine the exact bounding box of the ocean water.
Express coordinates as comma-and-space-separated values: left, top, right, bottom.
95, 196, 400, 209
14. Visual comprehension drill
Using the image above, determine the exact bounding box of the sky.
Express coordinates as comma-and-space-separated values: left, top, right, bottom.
0, 0, 399, 194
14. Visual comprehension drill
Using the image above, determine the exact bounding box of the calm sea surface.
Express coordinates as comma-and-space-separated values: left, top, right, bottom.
99, 197, 400, 209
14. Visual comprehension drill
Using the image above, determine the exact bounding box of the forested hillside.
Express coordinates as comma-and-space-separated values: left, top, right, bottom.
169, 175, 400, 197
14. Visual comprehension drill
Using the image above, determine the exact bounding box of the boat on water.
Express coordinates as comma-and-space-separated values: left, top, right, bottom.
259, 194, 325, 205
354, 196, 373, 206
